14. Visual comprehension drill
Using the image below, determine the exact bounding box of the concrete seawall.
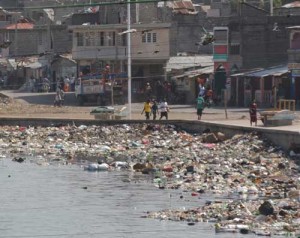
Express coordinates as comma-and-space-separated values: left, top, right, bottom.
0, 118, 299, 151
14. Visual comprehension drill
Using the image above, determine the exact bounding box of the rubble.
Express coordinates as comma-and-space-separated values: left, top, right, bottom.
0, 123, 299, 236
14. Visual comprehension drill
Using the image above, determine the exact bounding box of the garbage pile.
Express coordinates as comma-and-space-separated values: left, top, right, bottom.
1, 123, 299, 236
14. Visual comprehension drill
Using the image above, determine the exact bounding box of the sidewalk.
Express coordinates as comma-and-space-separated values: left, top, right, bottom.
1, 89, 300, 133
129, 103, 300, 133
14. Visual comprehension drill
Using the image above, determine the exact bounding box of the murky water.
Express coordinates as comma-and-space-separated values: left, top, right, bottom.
0, 159, 258, 238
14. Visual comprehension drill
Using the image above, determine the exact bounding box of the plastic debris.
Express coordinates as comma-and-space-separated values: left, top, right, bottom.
0, 124, 299, 236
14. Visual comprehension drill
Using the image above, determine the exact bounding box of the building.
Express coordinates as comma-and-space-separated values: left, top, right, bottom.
287, 26, 300, 102
210, 2, 300, 106
70, 22, 170, 101
166, 55, 213, 103
68, 0, 217, 102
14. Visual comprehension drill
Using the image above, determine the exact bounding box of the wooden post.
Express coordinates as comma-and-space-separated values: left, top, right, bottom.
224, 89, 228, 119
111, 79, 114, 107
274, 86, 277, 110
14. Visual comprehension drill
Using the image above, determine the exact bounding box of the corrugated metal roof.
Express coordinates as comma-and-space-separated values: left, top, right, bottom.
231, 65, 289, 77
282, 1, 300, 8
171, 0, 198, 15
245, 65, 288, 77
59, 53, 76, 63
5, 23, 34, 30
11, 56, 46, 69
165, 55, 213, 72
287, 26, 300, 30
173, 66, 214, 79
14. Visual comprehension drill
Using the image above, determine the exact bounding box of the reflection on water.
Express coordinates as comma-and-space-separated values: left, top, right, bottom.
0, 159, 257, 238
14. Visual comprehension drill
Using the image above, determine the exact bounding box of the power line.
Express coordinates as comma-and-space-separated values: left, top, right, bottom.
6, 0, 173, 10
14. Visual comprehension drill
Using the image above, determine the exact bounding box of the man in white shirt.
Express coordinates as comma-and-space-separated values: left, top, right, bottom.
159, 99, 169, 120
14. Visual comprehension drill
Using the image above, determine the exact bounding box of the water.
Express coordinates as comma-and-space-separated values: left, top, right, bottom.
0, 159, 258, 238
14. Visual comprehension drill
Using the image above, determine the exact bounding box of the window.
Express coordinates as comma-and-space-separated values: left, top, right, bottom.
147, 33, 151, 42
98, 32, 104, 46
77, 32, 84, 46
85, 32, 94, 46
213, 29, 228, 43
152, 33, 157, 43
122, 34, 126, 46
107, 32, 115, 46
230, 43, 240, 55
142, 32, 157, 43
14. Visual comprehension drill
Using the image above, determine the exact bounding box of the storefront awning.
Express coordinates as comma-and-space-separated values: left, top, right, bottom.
231, 65, 289, 78
173, 66, 214, 79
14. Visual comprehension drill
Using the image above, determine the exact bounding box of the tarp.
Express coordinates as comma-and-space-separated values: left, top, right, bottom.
25, 61, 46, 69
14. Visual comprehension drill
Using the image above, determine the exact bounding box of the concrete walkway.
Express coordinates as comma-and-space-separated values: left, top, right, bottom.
1, 90, 300, 134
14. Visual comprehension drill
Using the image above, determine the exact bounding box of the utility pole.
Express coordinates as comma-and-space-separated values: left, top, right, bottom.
14, 20, 18, 56
14, 0, 18, 56
127, 0, 132, 119
270, 0, 273, 16
136, 1, 139, 23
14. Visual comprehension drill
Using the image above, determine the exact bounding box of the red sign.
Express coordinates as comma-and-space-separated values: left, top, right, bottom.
214, 45, 228, 54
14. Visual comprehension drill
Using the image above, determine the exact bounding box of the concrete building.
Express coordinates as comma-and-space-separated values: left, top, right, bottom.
68, 1, 218, 102
287, 26, 300, 102
210, 2, 300, 106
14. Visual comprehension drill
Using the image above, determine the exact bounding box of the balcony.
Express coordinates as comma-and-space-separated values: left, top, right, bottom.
72, 46, 127, 60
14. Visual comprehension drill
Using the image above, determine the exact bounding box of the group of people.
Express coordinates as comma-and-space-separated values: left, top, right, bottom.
56, 75, 76, 92
143, 80, 176, 103
141, 98, 169, 120
29, 75, 76, 93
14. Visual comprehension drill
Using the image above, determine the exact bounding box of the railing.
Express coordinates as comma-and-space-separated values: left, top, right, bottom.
278, 99, 296, 111
72, 46, 127, 60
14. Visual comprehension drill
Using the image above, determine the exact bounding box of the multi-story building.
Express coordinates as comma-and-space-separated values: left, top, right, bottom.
211, 2, 300, 107
70, 22, 170, 100
287, 26, 300, 101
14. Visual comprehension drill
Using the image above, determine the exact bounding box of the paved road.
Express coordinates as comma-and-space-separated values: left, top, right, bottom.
2, 90, 79, 106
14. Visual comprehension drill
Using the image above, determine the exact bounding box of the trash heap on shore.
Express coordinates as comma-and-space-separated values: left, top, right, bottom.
2, 123, 300, 236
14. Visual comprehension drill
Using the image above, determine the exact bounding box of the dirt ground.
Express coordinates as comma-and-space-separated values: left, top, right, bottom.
0, 98, 93, 119
0, 93, 249, 121
0, 92, 276, 125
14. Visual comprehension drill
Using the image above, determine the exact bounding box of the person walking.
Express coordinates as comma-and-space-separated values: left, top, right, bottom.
156, 80, 163, 102
54, 87, 64, 107
196, 95, 205, 120
159, 99, 169, 120
141, 99, 152, 120
145, 82, 152, 99
151, 100, 158, 120
249, 100, 257, 126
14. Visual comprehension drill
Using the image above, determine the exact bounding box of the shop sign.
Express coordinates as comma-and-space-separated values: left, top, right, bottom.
288, 63, 300, 70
